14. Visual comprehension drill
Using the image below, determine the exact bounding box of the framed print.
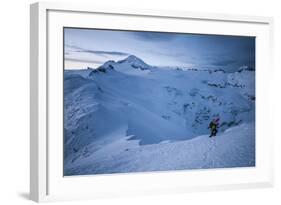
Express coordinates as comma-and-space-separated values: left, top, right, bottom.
30, 2, 274, 202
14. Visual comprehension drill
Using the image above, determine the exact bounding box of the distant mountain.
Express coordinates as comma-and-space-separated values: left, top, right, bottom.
117, 55, 153, 70
237, 65, 255, 72
89, 55, 154, 77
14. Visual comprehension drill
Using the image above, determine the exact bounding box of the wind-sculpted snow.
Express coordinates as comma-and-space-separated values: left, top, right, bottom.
63, 55, 255, 175
64, 123, 255, 175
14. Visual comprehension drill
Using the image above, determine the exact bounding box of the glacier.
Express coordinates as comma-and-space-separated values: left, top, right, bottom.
63, 55, 255, 176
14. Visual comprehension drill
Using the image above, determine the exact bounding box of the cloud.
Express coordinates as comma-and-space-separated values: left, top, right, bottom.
145, 49, 182, 57
132, 32, 175, 42
65, 45, 129, 57
76, 50, 129, 56
64, 57, 105, 64
211, 59, 236, 66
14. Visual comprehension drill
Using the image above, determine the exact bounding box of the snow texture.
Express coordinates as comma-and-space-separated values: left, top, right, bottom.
63, 55, 255, 176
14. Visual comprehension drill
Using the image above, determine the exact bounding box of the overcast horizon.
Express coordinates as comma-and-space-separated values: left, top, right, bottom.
64, 28, 255, 72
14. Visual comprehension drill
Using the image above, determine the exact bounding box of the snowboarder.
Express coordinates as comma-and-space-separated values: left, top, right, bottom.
208, 118, 219, 138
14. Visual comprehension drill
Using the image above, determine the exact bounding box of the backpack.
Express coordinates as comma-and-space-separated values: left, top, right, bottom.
209, 121, 216, 130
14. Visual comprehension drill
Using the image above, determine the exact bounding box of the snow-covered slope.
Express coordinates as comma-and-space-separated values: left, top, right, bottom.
64, 123, 255, 175
63, 55, 255, 175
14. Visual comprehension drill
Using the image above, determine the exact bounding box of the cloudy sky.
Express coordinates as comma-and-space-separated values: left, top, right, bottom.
64, 28, 255, 72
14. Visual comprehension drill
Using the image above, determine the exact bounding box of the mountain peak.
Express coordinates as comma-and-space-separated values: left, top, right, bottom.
125, 55, 144, 62
118, 55, 144, 63
118, 55, 151, 70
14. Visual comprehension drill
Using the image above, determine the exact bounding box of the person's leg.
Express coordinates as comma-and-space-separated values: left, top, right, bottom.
213, 129, 217, 136
209, 129, 213, 137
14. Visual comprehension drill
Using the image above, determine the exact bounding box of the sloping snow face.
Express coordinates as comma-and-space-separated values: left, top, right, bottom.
63, 55, 255, 176
65, 123, 255, 175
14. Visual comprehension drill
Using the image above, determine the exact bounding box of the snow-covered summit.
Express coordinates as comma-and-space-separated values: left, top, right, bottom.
117, 55, 152, 70
89, 55, 153, 76
118, 55, 144, 64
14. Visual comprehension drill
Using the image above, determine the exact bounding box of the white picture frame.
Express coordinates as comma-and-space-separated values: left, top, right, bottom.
30, 1, 274, 202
